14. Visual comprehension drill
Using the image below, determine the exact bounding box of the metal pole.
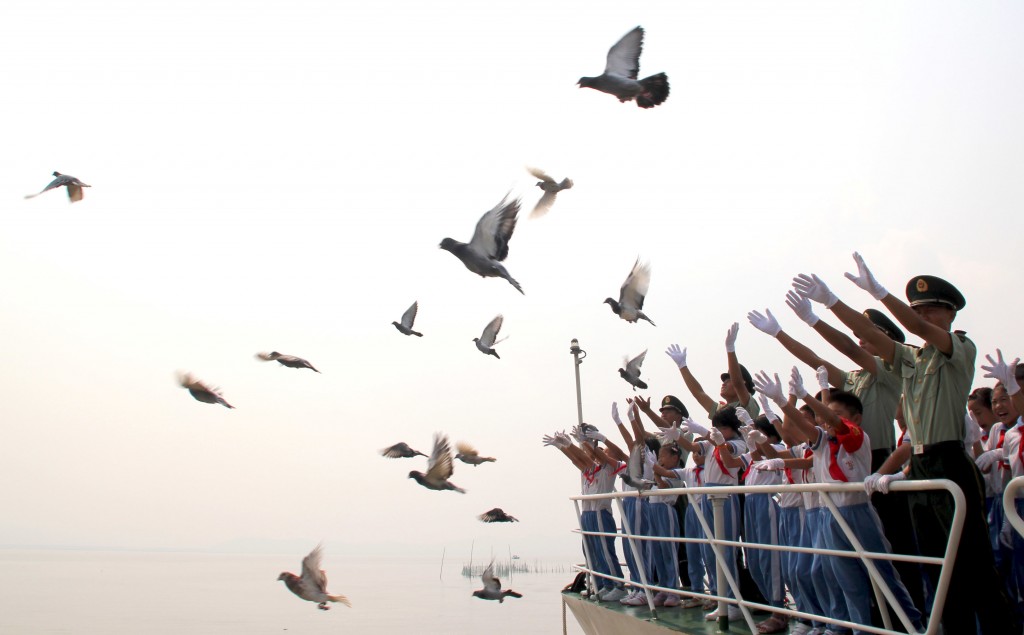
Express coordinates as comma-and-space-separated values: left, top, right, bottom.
712, 495, 728, 631
570, 338, 586, 426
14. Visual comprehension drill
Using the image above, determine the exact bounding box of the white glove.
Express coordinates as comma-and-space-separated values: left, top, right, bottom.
584, 429, 607, 443
543, 434, 570, 449
611, 402, 623, 426
735, 406, 755, 427
682, 416, 710, 437
665, 344, 688, 369
747, 309, 782, 337
754, 458, 786, 471
659, 423, 682, 442
571, 426, 586, 444
725, 322, 740, 353
877, 471, 906, 494
975, 449, 1001, 472
785, 289, 820, 326
1000, 521, 1015, 549
789, 367, 808, 399
555, 432, 574, 448
844, 252, 888, 301
792, 273, 838, 309
747, 429, 769, 447
627, 403, 639, 424
709, 427, 725, 445
981, 349, 1021, 396
816, 365, 830, 391
758, 393, 781, 423
863, 473, 883, 493
754, 371, 786, 407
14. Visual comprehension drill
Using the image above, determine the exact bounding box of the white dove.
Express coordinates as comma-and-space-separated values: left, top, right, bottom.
277, 544, 351, 610
577, 26, 670, 108
604, 258, 655, 325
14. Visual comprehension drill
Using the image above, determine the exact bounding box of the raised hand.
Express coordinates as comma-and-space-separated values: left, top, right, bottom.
682, 416, 710, 437
785, 289, 820, 326
816, 365, 830, 391
725, 322, 739, 353
665, 344, 687, 369
708, 427, 725, 445
735, 406, 755, 427
981, 349, 1021, 396
844, 252, 888, 300
789, 367, 808, 399
611, 402, 623, 425
659, 423, 682, 442
754, 371, 786, 406
747, 309, 782, 337
754, 458, 786, 471
758, 393, 780, 423
792, 273, 838, 308
746, 429, 768, 447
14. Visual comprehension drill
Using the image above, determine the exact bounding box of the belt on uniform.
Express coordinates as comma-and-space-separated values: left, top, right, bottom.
912, 439, 964, 455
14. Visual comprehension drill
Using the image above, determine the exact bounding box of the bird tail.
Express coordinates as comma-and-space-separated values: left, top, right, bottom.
452, 484, 467, 494
255, 352, 275, 362
504, 274, 524, 295
559, 178, 573, 190
411, 330, 423, 337
636, 73, 670, 108
639, 312, 656, 327
637, 379, 649, 390
504, 590, 523, 599
328, 594, 352, 607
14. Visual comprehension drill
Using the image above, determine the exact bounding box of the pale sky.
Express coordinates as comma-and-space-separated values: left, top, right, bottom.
1, 1, 1022, 559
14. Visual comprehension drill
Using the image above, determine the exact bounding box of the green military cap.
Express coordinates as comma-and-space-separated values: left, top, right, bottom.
863, 308, 905, 343
659, 394, 689, 417
905, 275, 966, 311
721, 364, 756, 394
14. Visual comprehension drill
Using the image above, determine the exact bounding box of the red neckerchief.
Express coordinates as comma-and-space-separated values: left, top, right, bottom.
584, 463, 601, 484
898, 428, 907, 446
711, 445, 729, 477
742, 457, 755, 482
997, 427, 1010, 472
695, 464, 704, 486
826, 421, 863, 483
784, 447, 813, 484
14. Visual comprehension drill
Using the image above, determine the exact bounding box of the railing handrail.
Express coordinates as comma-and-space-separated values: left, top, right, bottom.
570, 478, 965, 635
1004, 475, 1024, 537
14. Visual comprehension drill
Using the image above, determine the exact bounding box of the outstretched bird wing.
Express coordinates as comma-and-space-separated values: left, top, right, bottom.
478, 315, 504, 347
456, 441, 478, 458
426, 433, 455, 481
619, 258, 651, 312
467, 196, 520, 262
527, 166, 555, 184
626, 349, 647, 376
400, 301, 418, 329
481, 560, 501, 593
299, 544, 329, 594
381, 442, 416, 458
605, 26, 643, 79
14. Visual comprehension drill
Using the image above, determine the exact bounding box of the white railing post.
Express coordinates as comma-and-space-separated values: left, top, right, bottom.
1004, 476, 1024, 538
711, 494, 728, 630
571, 499, 598, 600
613, 494, 658, 615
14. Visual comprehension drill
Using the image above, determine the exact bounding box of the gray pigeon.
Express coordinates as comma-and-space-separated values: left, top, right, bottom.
473, 315, 507, 359
408, 433, 466, 493
439, 195, 524, 294
256, 351, 320, 373
620, 442, 654, 491
527, 166, 573, 218
25, 171, 91, 202
392, 301, 423, 336
472, 560, 523, 602
455, 442, 496, 466
577, 26, 669, 108
277, 544, 351, 610
604, 258, 655, 325
479, 508, 519, 523
618, 350, 649, 391
177, 372, 234, 409
380, 442, 427, 459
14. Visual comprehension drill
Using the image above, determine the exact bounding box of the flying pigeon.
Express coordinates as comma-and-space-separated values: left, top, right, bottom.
620, 442, 654, 491
455, 442, 496, 466
177, 372, 234, 409
604, 258, 655, 325
277, 544, 351, 610
409, 433, 466, 493
380, 442, 427, 459
473, 315, 507, 359
618, 350, 648, 391
256, 351, 320, 373
392, 301, 423, 337
479, 508, 519, 523
472, 560, 523, 602
577, 26, 669, 108
25, 171, 91, 202
439, 195, 524, 294
527, 166, 573, 218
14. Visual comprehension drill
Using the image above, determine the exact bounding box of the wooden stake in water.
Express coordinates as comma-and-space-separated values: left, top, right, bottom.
439, 546, 445, 580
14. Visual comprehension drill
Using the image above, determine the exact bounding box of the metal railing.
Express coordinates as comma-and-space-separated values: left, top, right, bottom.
1005, 475, 1024, 538
570, 479, 966, 635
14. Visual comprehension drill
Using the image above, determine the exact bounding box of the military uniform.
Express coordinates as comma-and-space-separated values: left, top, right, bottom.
896, 275, 1016, 633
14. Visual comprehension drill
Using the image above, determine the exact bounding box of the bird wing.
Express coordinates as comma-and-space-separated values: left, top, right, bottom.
426, 433, 455, 481
526, 166, 555, 184
400, 301, 418, 328
455, 441, 478, 457
67, 183, 83, 202
619, 258, 651, 311
626, 349, 648, 375
479, 315, 503, 347
605, 26, 643, 79
299, 544, 329, 594
255, 352, 275, 361
467, 196, 520, 262
381, 442, 411, 458
530, 191, 557, 219
481, 560, 501, 593
628, 442, 644, 481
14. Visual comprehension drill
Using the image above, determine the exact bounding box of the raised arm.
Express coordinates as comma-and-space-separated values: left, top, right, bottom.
748, 306, 847, 387
982, 350, 1024, 417
610, 402, 635, 450
783, 291, 878, 374
725, 323, 753, 406
788, 367, 848, 435
754, 370, 818, 442
666, 344, 718, 415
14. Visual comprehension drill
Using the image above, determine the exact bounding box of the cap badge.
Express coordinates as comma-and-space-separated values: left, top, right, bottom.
916, 278, 928, 292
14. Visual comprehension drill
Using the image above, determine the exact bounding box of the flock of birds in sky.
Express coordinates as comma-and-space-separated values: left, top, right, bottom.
21, 24, 670, 611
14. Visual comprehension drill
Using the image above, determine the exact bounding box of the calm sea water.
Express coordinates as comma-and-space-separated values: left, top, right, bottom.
0, 550, 586, 634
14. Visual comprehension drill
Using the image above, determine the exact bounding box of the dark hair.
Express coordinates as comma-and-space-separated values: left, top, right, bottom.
712, 406, 741, 432
754, 415, 781, 442
661, 442, 681, 456
644, 436, 662, 454
828, 390, 863, 416
969, 387, 993, 410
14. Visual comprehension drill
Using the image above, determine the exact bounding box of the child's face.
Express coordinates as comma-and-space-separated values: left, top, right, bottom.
826, 401, 861, 435
968, 402, 997, 428
658, 447, 681, 469
992, 385, 1020, 425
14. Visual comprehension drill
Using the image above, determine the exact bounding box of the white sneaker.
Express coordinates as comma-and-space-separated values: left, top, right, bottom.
618, 590, 638, 604
789, 624, 811, 635
600, 587, 627, 602
623, 592, 649, 606
704, 605, 743, 621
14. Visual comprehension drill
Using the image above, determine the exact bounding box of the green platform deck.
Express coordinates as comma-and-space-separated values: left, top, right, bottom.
563, 591, 773, 635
